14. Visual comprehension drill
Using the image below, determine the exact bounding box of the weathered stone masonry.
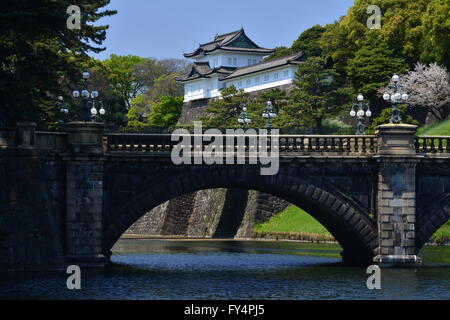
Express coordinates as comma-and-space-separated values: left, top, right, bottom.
1, 122, 450, 270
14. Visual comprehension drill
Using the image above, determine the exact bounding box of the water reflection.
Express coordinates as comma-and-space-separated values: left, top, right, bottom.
0, 239, 449, 300
112, 239, 342, 258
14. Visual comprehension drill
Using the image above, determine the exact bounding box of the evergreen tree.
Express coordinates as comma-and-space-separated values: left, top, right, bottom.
200, 86, 249, 128
0, 0, 116, 127
346, 32, 408, 99
291, 25, 326, 58
265, 47, 292, 61
286, 57, 350, 133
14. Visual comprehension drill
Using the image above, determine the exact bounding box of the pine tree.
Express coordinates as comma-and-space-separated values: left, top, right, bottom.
200, 86, 249, 128
0, 0, 116, 127
285, 57, 350, 133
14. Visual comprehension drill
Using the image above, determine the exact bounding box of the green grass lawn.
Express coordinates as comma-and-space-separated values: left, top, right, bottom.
417, 118, 450, 136
254, 206, 330, 235
255, 205, 450, 244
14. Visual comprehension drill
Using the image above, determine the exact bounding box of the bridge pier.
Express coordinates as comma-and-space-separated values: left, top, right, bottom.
64, 122, 108, 267
374, 124, 422, 266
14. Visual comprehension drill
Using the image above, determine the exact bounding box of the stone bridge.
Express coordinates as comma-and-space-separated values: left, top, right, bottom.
1, 122, 450, 270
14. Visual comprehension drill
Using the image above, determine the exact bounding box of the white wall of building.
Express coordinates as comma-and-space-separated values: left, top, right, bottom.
183, 76, 225, 102
193, 51, 264, 68
222, 65, 298, 93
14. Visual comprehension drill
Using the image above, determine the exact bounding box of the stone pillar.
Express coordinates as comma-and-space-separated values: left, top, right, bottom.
376, 123, 417, 156
66, 122, 105, 154
64, 122, 107, 267
16, 122, 36, 149
374, 124, 421, 266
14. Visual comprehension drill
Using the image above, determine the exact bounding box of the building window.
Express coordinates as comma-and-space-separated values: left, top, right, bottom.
283, 70, 289, 77
248, 59, 252, 65
246, 79, 251, 85
274, 72, 279, 79
228, 57, 232, 65
253, 59, 257, 64
238, 81, 242, 88
264, 75, 269, 81
233, 57, 237, 66
255, 77, 260, 84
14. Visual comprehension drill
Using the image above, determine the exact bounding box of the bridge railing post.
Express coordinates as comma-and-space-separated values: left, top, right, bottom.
16, 122, 37, 149
64, 122, 107, 267
374, 124, 421, 266
66, 122, 104, 154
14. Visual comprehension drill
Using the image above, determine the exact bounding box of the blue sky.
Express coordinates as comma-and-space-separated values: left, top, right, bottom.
91, 0, 355, 61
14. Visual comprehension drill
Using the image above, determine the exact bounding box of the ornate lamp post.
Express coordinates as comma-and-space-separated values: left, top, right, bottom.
350, 93, 372, 134
88, 91, 106, 121
237, 104, 252, 129
56, 96, 69, 126
72, 71, 105, 121
382, 74, 409, 124
262, 100, 277, 134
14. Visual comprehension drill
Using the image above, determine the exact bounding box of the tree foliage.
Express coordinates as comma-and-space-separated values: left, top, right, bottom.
265, 47, 293, 61
421, 0, 450, 68
102, 55, 166, 109
379, 63, 450, 120
0, 0, 116, 127
285, 57, 351, 133
346, 32, 408, 98
266, 25, 326, 61
200, 86, 249, 128
320, 0, 434, 71
291, 25, 325, 58
147, 96, 184, 127
147, 74, 184, 102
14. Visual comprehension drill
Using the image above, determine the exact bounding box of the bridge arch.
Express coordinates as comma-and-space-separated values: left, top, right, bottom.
103, 165, 378, 264
416, 195, 450, 250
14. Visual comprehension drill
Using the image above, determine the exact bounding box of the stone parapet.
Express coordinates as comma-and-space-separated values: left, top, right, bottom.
375, 123, 418, 155
66, 122, 104, 154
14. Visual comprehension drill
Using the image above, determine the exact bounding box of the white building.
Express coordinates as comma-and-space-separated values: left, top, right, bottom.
177, 28, 305, 102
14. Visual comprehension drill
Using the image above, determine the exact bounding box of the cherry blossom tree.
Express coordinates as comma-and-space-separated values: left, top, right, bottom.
380, 63, 450, 121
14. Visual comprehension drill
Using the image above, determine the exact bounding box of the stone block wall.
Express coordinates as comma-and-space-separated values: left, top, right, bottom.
376, 162, 417, 260
124, 188, 289, 239
187, 189, 228, 237
65, 159, 105, 262
124, 201, 168, 235
0, 151, 65, 270
161, 193, 196, 235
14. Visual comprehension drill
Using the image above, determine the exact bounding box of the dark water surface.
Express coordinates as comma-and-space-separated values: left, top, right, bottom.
0, 239, 449, 300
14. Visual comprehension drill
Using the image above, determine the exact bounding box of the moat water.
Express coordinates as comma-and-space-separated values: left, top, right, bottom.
0, 239, 449, 300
